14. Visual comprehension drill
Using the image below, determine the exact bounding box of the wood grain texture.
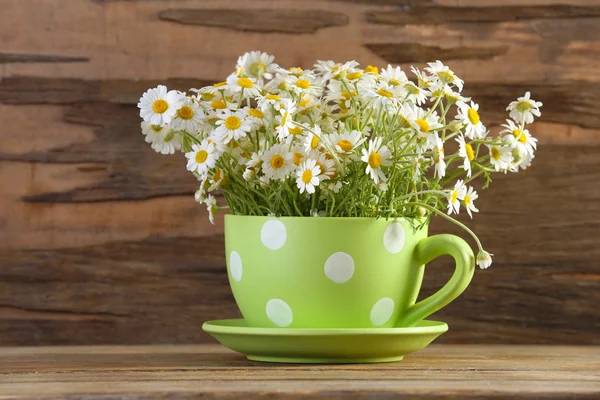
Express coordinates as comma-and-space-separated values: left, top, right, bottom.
0, 345, 599, 399
158, 9, 350, 34
1, 0, 599, 346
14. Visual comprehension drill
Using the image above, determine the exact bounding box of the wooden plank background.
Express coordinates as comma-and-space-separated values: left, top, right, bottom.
0, 0, 599, 345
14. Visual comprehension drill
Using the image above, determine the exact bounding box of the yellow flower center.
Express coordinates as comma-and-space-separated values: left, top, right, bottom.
311, 135, 319, 149
467, 108, 480, 125
213, 81, 227, 88
437, 70, 455, 83
364, 65, 378, 74
337, 139, 353, 152
152, 99, 169, 114
491, 147, 501, 161
295, 79, 310, 89
405, 83, 420, 95
270, 155, 284, 169
151, 125, 163, 132
465, 144, 475, 161
432, 89, 444, 98
289, 126, 303, 135
248, 108, 264, 118
211, 100, 226, 109
398, 114, 410, 129
516, 101, 532, 113
415, 119, 430, 133
237, 78, 254, 89
346, 72, 362, 80
249, 62, 266, 78
201, 93, 215, 101
177, 105, 194, 120
224, 116, 241, 130
341, 91, 352, 100
195, 150, 208, 164
368, 152, 382, 168
389, 78, 400, 86
213, 169, 222, 182
299, 96, 311, 107
512, 129, 527, 144
293, 152, 304, 165
164, 131, 174, 142
464, 194, 471, 205
301, 169, 313, 184
266, 94, 280, 101
280, 112, 288, 127
288, 67, 303, 76
376, 88, 393, 98
451, 190, 458, 204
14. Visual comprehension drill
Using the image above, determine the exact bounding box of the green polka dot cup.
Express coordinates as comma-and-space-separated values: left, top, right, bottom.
225, 215, 475, 329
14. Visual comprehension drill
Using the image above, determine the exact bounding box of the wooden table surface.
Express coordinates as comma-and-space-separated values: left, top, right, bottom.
0, 345, 599, 399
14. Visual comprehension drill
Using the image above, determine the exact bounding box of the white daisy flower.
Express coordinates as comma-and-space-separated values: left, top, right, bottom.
226, 74, 261, 98
365, 82, 400, 109
412, 155, 425, 181
262, 143, 294, 181
138, 85, 183, 126
463, 186, 479, 218
314, 60, 342, 81
204, 194, 218, 225
430, 134, 446, 178
456, 101, 486, 139
380, 65, 408, 87
296, 159, 322, 194
290, 145, 307, 167
456, 134, 475, 177
276, 98, 298, 140
288, 75, 321, 98
403, 82, 430, 105
361, 137, 392, 184
304, 125, 323, 155
214, 109, 252, 143
410, 66, 433, 89
411, 108, 443, 140
170, 98, 205, 132
447, 180, 467, 215
328, 130, 366, 155
500, 119, 537, 156
314, 152, 336, 179
142, 122, 181, 155
476, 250, 493, 270
242, 167, 256, 181
199, 81, 231, 96
487, 143, 513, 172
257, 93, 285, 112
506, 92, 542, 124
424, 60, 464, 92
237, 51, 277, 81
185, 140, 218, 176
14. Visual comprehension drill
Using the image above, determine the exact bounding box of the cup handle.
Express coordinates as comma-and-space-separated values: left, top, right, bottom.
396, 234, 475, 327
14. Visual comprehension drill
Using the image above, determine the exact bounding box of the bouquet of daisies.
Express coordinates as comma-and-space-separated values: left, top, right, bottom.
137, 51, 542, 269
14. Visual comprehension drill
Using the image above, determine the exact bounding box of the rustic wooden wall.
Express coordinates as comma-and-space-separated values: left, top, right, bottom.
1, 0, 599, 345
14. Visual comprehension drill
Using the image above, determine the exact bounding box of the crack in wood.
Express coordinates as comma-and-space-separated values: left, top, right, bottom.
158, 9, 349, 34
366, 5, 600, 25
0, 305, 129, 321
364, 42, 509, 63
0, 53, 89, 64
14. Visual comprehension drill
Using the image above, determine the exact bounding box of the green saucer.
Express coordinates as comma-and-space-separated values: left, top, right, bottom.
202, 319, 448, 364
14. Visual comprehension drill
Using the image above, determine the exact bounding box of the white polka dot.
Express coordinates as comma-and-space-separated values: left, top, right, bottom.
383, 222, 405, 254
370, 297, 395, 326
266, 299, 293, 327
229, 251, 242, 282
324, 252, 355, 284
261, 220, 287, 250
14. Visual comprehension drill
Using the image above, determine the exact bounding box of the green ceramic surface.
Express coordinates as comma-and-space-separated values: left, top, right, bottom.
225, 215, 474, 329
203, 318, 448, 363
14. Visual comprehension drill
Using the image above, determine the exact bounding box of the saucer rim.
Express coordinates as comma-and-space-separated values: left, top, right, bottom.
202, 318, 448, 336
